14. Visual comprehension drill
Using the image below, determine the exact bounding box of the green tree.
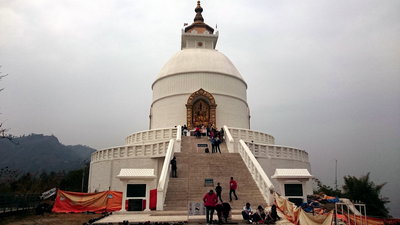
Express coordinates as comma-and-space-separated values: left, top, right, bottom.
59, 163, 90, 192
343, 173, 389, 218
314, 178, 343, 197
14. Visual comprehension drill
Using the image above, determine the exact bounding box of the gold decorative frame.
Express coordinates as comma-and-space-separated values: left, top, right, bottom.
186, 88, 217, 129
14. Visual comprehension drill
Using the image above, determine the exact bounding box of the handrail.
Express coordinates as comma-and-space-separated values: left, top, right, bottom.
175, 125, 182, 153
223, 125, 235, 153
156, 139, 175, 210
245, 142, 309, 162
238, 139, 275, 205
125, 127, 177, 145
335, 201, 367, 225
176, 125, 182, 142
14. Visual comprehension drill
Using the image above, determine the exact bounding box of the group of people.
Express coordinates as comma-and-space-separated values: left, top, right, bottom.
208, 136, 222, 153
203, 177, 239, 224
242, 202, 281, 224
181, 124, 224, 141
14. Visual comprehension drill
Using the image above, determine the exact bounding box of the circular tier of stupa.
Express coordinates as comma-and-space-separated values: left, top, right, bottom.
88, 1, 313, 212
151, 47, 250, 129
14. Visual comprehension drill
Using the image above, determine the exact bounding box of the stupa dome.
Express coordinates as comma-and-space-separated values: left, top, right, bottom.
154, 48, 245, 85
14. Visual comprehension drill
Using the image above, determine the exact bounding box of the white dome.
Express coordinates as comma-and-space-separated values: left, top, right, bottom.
155, 48, 244, 82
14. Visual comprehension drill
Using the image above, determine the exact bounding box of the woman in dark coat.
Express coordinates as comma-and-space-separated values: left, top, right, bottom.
266, 204, 280, 223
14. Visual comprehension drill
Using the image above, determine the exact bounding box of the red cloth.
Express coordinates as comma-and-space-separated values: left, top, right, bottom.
52, 190, 122, 213
230, 180, 238, 190
149, 189, 157, 210
203, 192, 218, 207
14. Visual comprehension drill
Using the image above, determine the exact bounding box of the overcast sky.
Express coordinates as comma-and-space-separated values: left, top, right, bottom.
1, 0, 399, 217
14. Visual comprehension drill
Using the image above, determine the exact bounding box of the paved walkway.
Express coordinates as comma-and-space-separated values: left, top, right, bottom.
94, 210, 294, 224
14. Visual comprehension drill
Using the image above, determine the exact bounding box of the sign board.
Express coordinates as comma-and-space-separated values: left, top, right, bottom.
204, 178, 214, 187
197, 144, 208, 148
40, 187, 57, 200
188, 202, 205, 215
197, 143, 209, 153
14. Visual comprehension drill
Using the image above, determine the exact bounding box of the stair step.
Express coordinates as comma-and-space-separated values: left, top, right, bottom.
163, 136, 267, 210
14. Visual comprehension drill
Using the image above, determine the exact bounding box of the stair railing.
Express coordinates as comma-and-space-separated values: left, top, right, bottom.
175, 125, 182, 153
223, 125, 235, 153
238, 139, 275, 205
335, 200, 367, 225
156, 138, 175, 210
156, 125, 182, 210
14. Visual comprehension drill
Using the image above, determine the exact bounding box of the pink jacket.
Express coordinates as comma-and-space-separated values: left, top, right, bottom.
203, 192, 218, 207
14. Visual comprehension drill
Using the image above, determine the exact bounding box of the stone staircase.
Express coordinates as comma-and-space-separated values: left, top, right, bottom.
164, 136, 267, 212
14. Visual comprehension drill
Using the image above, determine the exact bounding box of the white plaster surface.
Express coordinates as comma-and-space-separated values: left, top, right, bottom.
150, 48, 250, 129
89, 158, 162, 193
152, 72, 247, 102
155, 48, 244, 81
257, 158, 312, 193
150, 94, 250, 129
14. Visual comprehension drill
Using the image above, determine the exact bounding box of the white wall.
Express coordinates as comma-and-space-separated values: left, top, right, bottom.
257, 158, 312, 192
152, 72, 247, 102
150, 94, 249, 129
151, 72, 249, 129
88, 157, 163, 193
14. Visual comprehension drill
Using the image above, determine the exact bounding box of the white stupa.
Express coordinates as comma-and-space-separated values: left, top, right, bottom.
151, 7, 249, 130
89, 1, 313, 212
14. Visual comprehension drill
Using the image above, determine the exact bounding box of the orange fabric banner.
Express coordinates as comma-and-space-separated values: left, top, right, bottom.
347, 215, 400, 225
52, 190, 122, 213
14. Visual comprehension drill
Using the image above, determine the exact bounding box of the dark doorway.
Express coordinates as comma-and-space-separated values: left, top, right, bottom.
128, 199, 143, 211
126, 184, 146, 211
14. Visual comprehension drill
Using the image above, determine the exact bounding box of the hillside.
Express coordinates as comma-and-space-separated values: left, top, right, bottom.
0, 134, 95, 173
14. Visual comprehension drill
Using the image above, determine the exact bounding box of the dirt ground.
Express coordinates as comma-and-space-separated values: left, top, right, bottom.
0, 212, 103, 225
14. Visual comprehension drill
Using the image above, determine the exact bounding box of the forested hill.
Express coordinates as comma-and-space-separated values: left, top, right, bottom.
0, 134, 95, 173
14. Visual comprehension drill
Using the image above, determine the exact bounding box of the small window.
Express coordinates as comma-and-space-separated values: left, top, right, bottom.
127, 184, 146, 197
284, 184, 303, 196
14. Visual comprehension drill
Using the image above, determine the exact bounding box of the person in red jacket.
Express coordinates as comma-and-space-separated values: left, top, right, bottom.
229, 177, 238, 201
203, 189, 218, 224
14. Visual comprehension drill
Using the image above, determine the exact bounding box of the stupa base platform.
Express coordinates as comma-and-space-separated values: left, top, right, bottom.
93, 210, 294, 225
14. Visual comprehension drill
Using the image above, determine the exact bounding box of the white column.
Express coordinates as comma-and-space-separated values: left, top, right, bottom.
120, 180, 127, 212
144, 183, 150, 211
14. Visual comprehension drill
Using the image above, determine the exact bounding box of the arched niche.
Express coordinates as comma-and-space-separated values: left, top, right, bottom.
186, 88, 217, 129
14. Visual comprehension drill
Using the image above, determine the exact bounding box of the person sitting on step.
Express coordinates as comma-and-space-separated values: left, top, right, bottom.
241, 202, 253, 222
265, 204, 281, 223
253, 205, 266, 223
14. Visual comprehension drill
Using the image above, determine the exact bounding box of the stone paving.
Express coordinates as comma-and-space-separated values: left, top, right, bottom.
94, 210, 294, 224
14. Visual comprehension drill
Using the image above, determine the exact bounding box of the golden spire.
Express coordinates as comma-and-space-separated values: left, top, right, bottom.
184, 1, 214, 34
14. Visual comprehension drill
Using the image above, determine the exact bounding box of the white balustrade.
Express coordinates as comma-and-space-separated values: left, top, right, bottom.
238, 140, 275, 205
245, 142, 309, 162
228, 127, 275, 145
91, 141, 171, 162
156, 139, 177, 210
125, 127, 178, 145
223, 125, 235, 153
175, 125, 182, 153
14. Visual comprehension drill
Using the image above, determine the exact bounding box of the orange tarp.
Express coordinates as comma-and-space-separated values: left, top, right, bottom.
52, 190, 122, 213
347, 215, 400, 225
